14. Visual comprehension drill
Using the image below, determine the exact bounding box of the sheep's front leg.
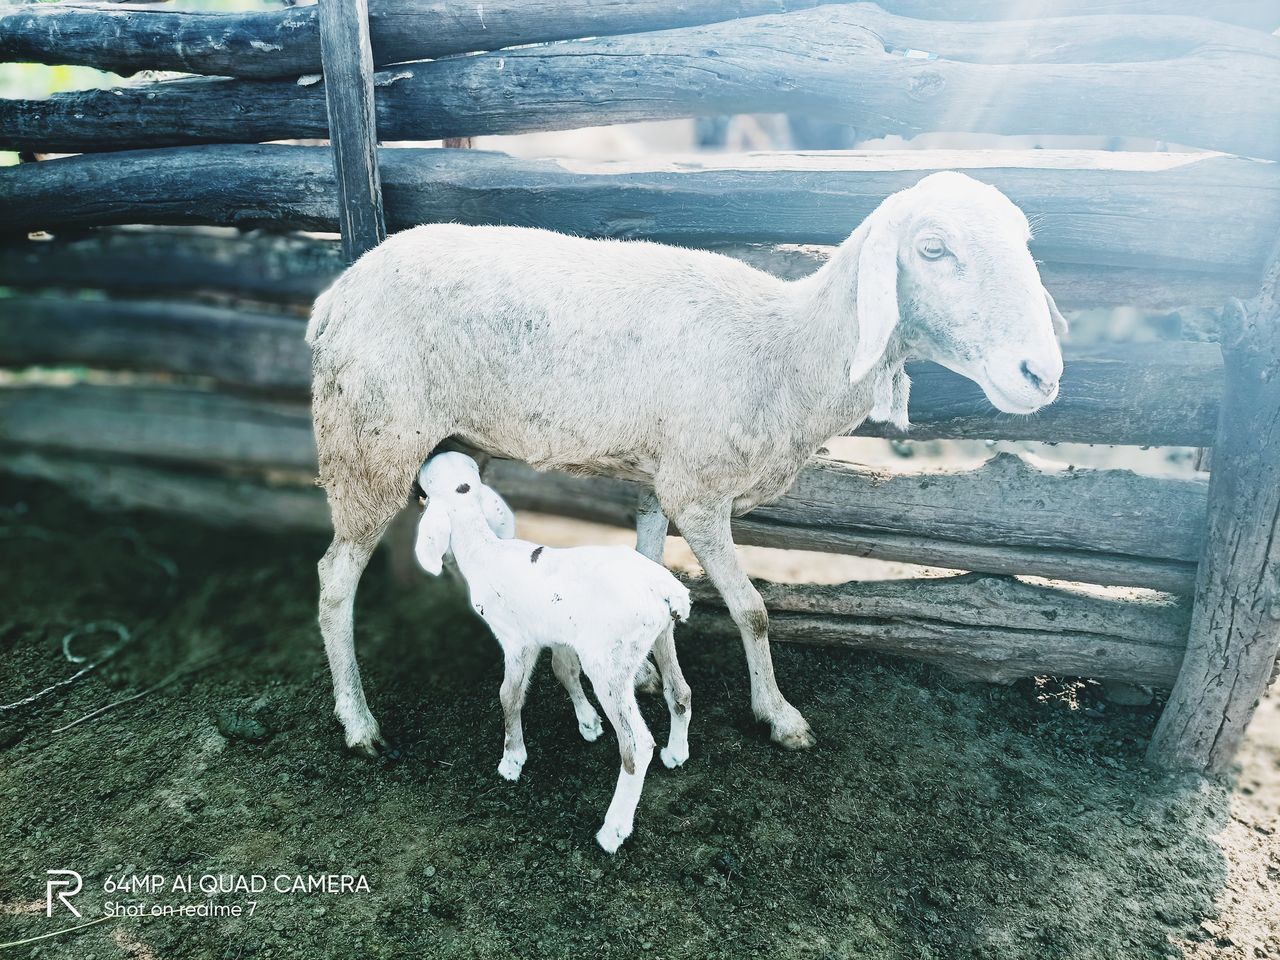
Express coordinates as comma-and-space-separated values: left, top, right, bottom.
672, 501, 815, 750
550, 645, 603, 742
497, 646, 538, 781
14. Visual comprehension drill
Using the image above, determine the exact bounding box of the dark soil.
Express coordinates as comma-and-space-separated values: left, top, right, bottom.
0, 475, 1233, 959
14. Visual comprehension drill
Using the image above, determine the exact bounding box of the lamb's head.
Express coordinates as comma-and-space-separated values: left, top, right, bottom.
851, 171, 1066, 415
415, 452, 515, 575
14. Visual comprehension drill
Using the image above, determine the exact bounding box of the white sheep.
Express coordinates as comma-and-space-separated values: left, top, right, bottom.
414, 452, 692, 853
307, 171, 1066, 758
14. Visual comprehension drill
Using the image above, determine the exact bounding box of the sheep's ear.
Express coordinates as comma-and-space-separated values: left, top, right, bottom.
478, 484, 516, 540
851, 211, 902, 385
414, 498, 452, 576
1044, 287, 1068, 338
868, 363, 911, 432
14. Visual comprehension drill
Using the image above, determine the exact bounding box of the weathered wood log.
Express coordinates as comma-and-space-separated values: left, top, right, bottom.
3, 0, 1274, 80
689, 574, 1191, 685
0, 445, 1200, 686
0, 294, 1225, 446
0, 228, 1256, 311
0, 384, 1205, 590
3, 147, 1276, 288
3, 8, 1277, 158
317, 0, 386, 263
1147, 261, 1280, 772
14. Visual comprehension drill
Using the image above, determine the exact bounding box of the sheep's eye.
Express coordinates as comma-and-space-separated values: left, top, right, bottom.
918, 237, 947, 260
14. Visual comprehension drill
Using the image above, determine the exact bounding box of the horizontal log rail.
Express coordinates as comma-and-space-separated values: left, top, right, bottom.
3, 1, 1275, 80
0, 294, 1223, 447
0, 447, 1196, 687
0, 227, 1257, 311
0, 384, 1206, 591
690, 574, 1190, 686
3, 148, 1276, 289
2, 8, 1277, 158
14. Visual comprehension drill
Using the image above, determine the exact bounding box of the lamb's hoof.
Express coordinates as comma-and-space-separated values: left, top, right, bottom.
578, 714, 604, 742
634, 658, 662, 695
497, 756, 525, 781
595, 824, 630, 854
660, 745, 688, 769
768, 708, 816, 751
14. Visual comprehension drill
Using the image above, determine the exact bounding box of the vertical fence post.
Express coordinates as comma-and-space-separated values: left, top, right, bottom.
317, 0, 386, 263
1147, 240, 1280, 774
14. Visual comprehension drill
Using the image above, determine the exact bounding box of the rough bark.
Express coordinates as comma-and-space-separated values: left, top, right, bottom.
0, 295, 1223, 447
2, 147, 1275, 291
2, 8, 1277, 158
317, 0, 385, 262
0, 228, 1257, 311
0, 385, 1204, 591
2, 1, 1273, 80
688, 573, 1190, 686
1147, 261, 1280, 772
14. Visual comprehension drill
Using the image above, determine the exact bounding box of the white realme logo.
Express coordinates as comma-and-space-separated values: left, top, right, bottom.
45, 870, 82, 918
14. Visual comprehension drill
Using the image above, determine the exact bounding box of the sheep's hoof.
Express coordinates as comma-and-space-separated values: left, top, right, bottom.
595, 824, 630, 854
497, 756, 525, 781
769, 711, 816, 751
660, 745, 688, 769
578, 714, 604, 742
341, 717, 400, 761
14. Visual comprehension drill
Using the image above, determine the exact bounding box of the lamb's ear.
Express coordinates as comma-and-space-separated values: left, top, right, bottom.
850, 209, 902, 385
1044, 287, 1068, 338
867, 363, 911, 432
414, 498, 452, 576
478, 484, 516, 541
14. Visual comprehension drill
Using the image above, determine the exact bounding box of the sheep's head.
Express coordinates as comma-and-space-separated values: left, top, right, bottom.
851, 171, 1066, 415
415, 452, 515, 575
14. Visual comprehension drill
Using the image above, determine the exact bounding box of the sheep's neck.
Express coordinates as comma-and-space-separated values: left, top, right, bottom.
782, 225, 901, 438
444, 505, 499, 580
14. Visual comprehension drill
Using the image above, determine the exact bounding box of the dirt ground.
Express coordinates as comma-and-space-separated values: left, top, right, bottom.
1, 471, 1277, 960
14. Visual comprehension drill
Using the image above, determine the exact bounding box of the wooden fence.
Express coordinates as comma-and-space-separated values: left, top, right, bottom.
0, 0, 1277, 774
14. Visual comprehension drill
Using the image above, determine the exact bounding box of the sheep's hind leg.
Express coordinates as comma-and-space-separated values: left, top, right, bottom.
652, 621, 692, 768
672, 500, 815, 750
551, 645, 603, 742
632, 489, 670, 695
591, 672, 655, 853
497, 645, 539, 781
319, 533, 394, 758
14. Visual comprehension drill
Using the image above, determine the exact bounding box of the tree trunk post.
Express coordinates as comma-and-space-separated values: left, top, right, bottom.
317, 0, 385, 262
1147, 240, 1280, 774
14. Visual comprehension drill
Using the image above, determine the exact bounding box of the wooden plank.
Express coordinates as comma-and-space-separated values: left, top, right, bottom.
0, 448, 1194, 686
3, 1, 1273, 80
0, 228, 1255, 311
3, 8, 1277, 158
0, 294, 1223, 447
0, 384, 1205, 590
1147, 264, 1280, 772
317, 0, 385, 261
690, 574, 1190, 686
2, 147, 1276, 287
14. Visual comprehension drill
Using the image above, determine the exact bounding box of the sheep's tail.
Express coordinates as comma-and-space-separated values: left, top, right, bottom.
305, 284, 337, 345
665, 579, 692, 623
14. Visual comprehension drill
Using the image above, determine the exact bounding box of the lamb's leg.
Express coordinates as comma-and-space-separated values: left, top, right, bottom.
593, 675, 656, 853
632, 489, 669, 694
672, 500, 815, 750
319, 534, 392, 758
497, 645, 539, 781
550, 645, 603, 742
652, 621, 692, 768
